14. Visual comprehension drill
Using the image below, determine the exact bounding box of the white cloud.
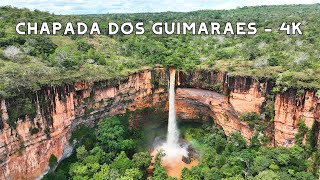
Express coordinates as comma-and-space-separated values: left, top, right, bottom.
0, 0, 319, 14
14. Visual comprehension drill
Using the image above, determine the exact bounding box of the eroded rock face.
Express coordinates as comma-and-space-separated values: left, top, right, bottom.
176, 88, 254, 140
177, 71, 274, 142
274, 90, 320, 146
0, 68, 319, 179
0, 68, 168, 180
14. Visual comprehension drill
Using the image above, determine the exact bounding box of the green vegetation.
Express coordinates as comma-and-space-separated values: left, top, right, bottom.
295, 119, 309, 145
17, 141, 25, 155
29, 127, 40, 135
6, 96, 36, 128
264, 100, 275, 122
69, 125, 94, 144
0, 4, 320, 98
44, 112, 320, 180
240, 112, 262, 129
239, 112, 271, 133
153, 151, 169, 180
43, 115, 151, 180
181, 125, 319, 180
49, 154, 58, 169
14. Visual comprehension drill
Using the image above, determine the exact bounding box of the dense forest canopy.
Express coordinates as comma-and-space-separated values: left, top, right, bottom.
0, 4, 320, 97
44, 113, 320, 180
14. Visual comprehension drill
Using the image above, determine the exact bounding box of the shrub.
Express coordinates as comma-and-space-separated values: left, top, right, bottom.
18, 142, 25, 155
49, 154, 58, 168
76, 40, 93, 52
29, 127, 40, 135
254, 56, 268, 68
3, 46, 21, 60
240, 112, 262, 129
240, 112, 261, 122
264, 100, 275, 122
215, 47, 237, 59
7, 97, 36, 128
268, 56, 279, 66
25, 36, 57, 57
295, 119, 308, 145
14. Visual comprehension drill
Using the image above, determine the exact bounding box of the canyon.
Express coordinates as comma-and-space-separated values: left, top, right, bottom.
0, 67, 319, 179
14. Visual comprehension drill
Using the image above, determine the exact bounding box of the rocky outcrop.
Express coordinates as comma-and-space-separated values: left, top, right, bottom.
0, 68, 319, 179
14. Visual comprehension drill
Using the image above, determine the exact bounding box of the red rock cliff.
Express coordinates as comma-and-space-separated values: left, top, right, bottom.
274, 89, 320, 146
0, 68, 168, 180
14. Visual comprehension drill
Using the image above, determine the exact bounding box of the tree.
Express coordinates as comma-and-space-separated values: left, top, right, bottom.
132, 152, 151, 170
55, 169, 67, 180
153, 165, 167, 180
122, 168, 143, 180
24, 36, 57, 57
92, 164, 120, 180
69, 162, 89, 177
225, 132, 247, 153
294, 172, 316, 180
84, 146, 107, 164
250, 133, 262, 149
276, 153, 290, 166
111, 151, 133, 174
253, 170, 280, 180
181, 167, 203, 180
76, 145, 87, 161
249, 156, 272, 176
153, 151, 167, 180
96, 117, 136, 153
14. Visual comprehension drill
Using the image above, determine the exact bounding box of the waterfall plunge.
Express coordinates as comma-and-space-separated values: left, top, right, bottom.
167, 68, 179, 146
155, 68, 187, 162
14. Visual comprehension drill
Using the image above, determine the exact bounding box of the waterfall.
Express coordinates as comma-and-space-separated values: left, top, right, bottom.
167, 68, 179, 146
150, 67, 199, 179
153, 67, 187, 161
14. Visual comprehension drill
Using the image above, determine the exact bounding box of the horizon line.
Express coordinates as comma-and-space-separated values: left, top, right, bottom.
0, 2, 319, 15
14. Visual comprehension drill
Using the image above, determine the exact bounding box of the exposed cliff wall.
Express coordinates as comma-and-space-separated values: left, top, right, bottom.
177, 70, 319, 146
0, 68, 319, 179
177, 71, 274, 142
274, 89, 320, 146
0, 68, 168, 180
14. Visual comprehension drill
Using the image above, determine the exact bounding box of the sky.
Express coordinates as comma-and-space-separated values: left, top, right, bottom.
0, 0, 319, 14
